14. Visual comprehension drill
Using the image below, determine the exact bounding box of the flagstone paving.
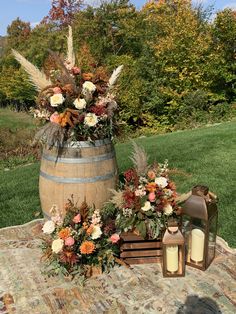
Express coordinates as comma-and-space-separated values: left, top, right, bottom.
0, 220, 235, 314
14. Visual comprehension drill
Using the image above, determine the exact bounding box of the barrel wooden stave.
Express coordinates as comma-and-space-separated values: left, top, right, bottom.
39, 140, 118, 218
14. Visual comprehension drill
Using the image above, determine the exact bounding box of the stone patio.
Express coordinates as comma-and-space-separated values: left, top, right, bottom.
0, 219, 235, 314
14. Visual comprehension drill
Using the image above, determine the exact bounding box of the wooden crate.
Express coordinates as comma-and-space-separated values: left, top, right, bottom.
120, 232, 162, 265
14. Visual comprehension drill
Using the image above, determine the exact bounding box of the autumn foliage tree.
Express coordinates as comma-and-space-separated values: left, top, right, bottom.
42, 0, 83, 27
0, 0, 235, 132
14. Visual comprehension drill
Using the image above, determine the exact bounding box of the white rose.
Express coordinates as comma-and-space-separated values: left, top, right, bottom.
50, 94, 65, 107
82, 81, 96, 94
155, 176, 168, 188
84, 113, 98, 127
73, 98, 86, 110
91, 225, 102, 239
164, 203, 173, 215
141, 201, 152, 212
42, 220, 55, 234
51, 238, 64, 254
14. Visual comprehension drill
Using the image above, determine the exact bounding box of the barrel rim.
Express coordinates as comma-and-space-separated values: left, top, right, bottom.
49, 138, 112, 148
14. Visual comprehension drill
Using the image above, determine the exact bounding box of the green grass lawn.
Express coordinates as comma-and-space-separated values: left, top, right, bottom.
0, 108, 36, 130
0, 109, 235, 247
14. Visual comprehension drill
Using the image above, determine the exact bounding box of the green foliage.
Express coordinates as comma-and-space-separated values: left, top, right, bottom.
0, 1, 235, 132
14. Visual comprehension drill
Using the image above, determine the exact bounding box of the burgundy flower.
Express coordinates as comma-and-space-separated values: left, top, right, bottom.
124, 169, 136, 182
123, 189, 136, 208
90, 106, 107, 116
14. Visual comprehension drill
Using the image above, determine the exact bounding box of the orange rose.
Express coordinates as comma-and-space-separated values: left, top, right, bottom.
80, 241, 95, 255
58, 228, 71, 240
82, 73, 94, 81
147, 170, 156, 180
86, 224, 94, 236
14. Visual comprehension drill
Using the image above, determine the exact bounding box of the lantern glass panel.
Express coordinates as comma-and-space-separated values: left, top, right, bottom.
184, 217, 206, 267
165, 244, 184, 275
207, 213, 217, 266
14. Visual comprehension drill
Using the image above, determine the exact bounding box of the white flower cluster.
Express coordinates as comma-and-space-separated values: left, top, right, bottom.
91, 209, 102, 240
33, 109, 50, 120
122, 208, 133, 217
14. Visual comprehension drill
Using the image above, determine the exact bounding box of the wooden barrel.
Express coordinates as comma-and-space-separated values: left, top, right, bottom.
39, 138, 118, 218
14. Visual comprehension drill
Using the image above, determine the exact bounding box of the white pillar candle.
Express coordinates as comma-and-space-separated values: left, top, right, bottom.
166, 245, 179, 272
191, 228, 205, 262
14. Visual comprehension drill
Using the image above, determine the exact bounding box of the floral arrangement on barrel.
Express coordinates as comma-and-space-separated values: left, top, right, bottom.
107, 143, 182, 239
41, 197, 123, 281
12, 26, 123, 146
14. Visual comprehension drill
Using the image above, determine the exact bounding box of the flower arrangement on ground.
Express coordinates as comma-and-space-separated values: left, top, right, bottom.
41, 197, 121, 280
12, 26, 123, 146
107, 143, 182, 239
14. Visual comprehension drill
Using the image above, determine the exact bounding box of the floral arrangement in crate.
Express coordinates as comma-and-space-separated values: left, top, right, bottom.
12, 26, 123, 146
41, 197, 122, 281
107, 143, 182, 239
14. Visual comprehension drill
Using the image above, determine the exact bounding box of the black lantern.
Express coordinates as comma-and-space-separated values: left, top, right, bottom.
182, 185, 218, 271
162, 221, 185, 277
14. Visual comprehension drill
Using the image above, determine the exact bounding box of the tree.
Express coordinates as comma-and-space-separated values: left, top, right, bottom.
7, 18, 31, 48
42, 0, 83, 27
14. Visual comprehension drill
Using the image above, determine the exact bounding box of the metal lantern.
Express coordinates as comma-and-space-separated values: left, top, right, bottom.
182, 185, 218, 271
162, 222, 185, 277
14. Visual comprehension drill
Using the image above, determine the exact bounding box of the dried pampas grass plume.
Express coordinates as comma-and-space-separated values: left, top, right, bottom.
12, 49, 52, 91
66, 25, 75, 68
109, 189, 124, 209
108, 65, 123, 90
130, 141, 148, 175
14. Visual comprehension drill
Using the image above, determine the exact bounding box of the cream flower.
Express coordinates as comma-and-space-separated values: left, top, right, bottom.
82, 81, 96, 94
155, 176, 168, 188
50, 93, 65, 107
73, 98, 86, 110
141, 201, 152, 212
51, 238, 64, 253
84, 113, 98, 127
164, 203, 173, 215
91, 225, 102, 239
42, 220, 55, 234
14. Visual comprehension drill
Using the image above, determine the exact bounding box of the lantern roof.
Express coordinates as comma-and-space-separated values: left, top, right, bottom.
182, 185, 217, 220
163, 227, 184, 245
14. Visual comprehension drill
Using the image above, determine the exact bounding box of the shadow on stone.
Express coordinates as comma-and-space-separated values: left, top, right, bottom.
176, 295, 222, 314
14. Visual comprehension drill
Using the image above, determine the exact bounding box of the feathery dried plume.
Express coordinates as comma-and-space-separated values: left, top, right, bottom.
108, 65, 123, 89
12, 49, 52, 91
33, 122, 66, 148
130, 141, 148, 175
66, 25, 75, 68
109, 189, 124, 209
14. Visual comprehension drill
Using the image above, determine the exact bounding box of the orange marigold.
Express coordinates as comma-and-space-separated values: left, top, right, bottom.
58, 228, 71, 240
80, 241, 95, 255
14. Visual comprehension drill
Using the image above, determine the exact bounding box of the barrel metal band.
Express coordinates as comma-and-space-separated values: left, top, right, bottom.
40, 170, 116, 183
42, 210, 51, 220
42, 151, 115, 164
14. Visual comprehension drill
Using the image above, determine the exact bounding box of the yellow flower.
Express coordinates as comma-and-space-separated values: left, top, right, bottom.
73, 98, 86, 110
51, 238, 64, 254
141, 201, 152, 212
82, 81, 96, 93
50, 93, 65, 107
84, 113, 98, 127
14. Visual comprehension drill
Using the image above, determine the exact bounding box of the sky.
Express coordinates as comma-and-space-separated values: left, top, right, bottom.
0, 0, 236, 36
